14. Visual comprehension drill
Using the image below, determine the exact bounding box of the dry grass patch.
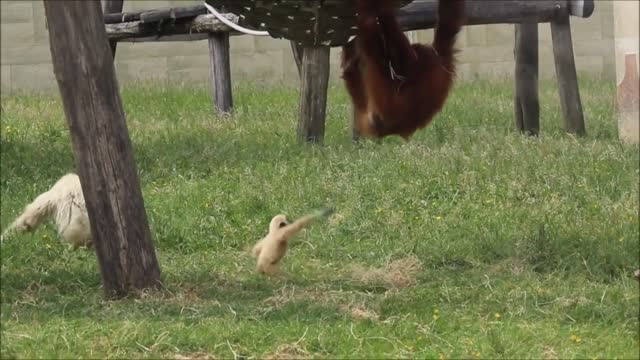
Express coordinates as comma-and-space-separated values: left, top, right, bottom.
173, 352, 218, 360
349, 255, 423, 288
261, 285, 380, 321
264, 343, 311, 360
339, 302, 379, 321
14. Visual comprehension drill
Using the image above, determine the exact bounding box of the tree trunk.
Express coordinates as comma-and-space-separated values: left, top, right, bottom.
44, 0, 162, 298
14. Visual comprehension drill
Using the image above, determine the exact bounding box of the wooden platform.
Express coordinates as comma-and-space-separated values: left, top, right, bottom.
103, 0, 595, 141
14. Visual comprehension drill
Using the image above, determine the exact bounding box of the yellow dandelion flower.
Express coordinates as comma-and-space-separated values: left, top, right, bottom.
494, 312, 501, 319
435, 216, 442, 220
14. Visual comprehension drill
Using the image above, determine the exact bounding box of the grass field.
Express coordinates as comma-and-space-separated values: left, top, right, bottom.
1, 79, 638, 359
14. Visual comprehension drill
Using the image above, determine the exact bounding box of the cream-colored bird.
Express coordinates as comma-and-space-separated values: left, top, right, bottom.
252, 208, 333, 275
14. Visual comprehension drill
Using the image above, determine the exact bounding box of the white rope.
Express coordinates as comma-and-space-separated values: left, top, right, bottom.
203, 2, 270, 36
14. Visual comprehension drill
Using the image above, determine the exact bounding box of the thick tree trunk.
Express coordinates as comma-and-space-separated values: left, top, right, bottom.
44, 0, 162, 298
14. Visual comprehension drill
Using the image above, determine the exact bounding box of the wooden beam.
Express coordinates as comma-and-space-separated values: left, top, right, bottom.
569, 0, 595, 18
117, 33, 211, 42
43, 1, 162, 298
290, 41, 304, 79
514, 22, 540, 136
104, 4, 209, 24
398, 0, 570, 31
139, 4, 207, 23
550, 16, 586, 136
104, 11, 141, 24
297, 46, 330, 143
105, 14, 239, 41
208, 32, 233, 114
102, 0, 124, 56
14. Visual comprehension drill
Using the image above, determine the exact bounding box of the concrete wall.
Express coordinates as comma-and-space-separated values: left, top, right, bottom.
1, 0, 615, 94
613, 1, 639, 144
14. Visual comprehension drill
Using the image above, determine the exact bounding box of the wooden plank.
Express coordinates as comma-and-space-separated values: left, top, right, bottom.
104, 12, 140, 24
43, 1, 162, 298
104, 4, 208, 24
290, 41, 303, 78
297, 46, 330, 143
102, 0, 124, 56
514, 22, 540, 136
398, 0, 569, 31
118, 33, 211, 42
208, 32, 233, 114
550, 16, 586, 136
105, 14, 239, 41
104, 12, 141, 24
139, 4, 207, 24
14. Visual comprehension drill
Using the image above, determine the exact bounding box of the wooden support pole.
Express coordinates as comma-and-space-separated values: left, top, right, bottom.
290, 41, 304, 79
398, 0, 572, 31
551, 16, 586, 136
351, 107, 362, 142
102, 0, 124, 57
514, 22, 540, 136
208, 32, 233, 114
297, 46, 330, 143
43, 1, 161, 298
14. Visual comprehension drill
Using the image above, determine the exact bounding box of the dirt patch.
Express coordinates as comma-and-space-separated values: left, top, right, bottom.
349, 255, 423, 288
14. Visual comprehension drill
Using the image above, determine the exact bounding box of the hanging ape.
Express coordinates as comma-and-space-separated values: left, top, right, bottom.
341, 0, 465, 140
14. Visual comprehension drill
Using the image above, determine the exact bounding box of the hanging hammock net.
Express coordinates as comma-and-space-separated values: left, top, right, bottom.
205, 0, 414, 46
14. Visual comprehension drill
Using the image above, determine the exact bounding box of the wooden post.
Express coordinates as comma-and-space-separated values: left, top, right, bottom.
297, 46, 330, 143
351, 106, 362, 142
290, 41, 304, 78
550, 16, 586, 136
514, 22, 540, 136
102, 0, 124, 57
208, 32, 233, 114
43, 1, 162, 298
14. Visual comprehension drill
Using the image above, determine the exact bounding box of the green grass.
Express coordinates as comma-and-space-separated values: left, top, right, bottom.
1, 78, 638, 359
